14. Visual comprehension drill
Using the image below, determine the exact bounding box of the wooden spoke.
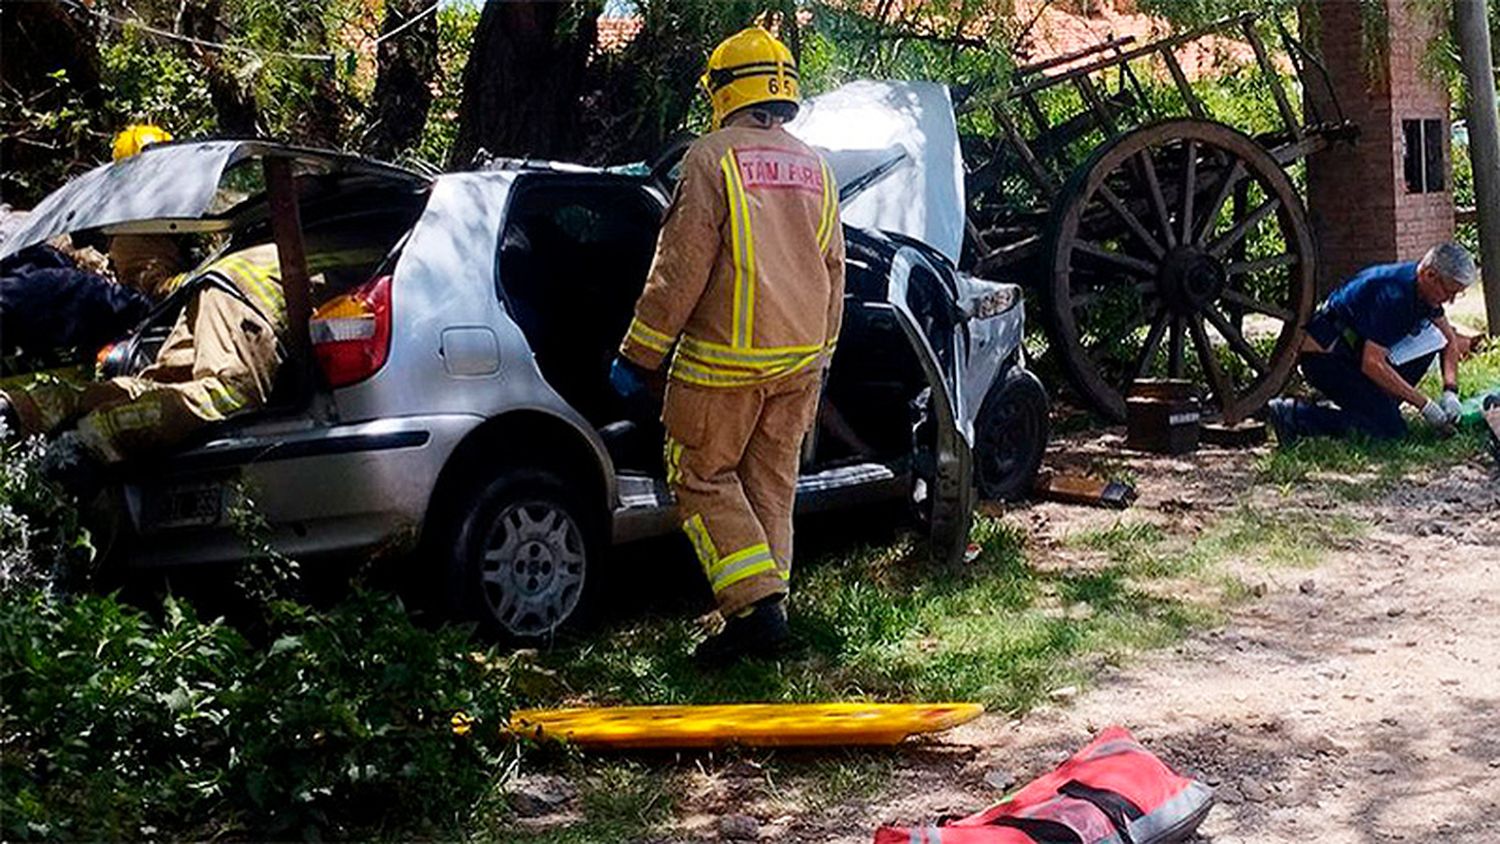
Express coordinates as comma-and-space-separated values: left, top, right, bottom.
1070, 289, 1100, 310
1099, 185, 1166, 259
1189, 315, 1235, 404
1221, 288, 1294, 322
1135, 150, 1177, 248
1208, 196, 1281, 258
1192, 159, 1245, 246
1180, 139, 1197, 245
1203, 306, 1269, 376
1226, 253, 1298, 277
1131, 308, 1170, 382
1073, 240, 1158, 277
1046, 119, 1317, 423
1168, 316, 1186, 377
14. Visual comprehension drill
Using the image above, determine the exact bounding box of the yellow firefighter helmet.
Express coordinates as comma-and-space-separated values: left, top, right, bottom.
112, 124, 173, 160
701, 26, 799, 130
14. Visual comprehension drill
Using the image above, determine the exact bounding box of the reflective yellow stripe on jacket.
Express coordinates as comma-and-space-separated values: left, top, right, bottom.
816, 158, 837, 254
627, 316, 675, 356
721, 150, 756, 349
210, 253, 286, 330
668, 334, 823, 388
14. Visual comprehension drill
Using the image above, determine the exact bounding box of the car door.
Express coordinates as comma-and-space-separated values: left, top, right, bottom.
883, 244, 975, 567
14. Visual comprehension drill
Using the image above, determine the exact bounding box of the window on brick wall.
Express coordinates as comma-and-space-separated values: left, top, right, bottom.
1403, 118, 1447, 193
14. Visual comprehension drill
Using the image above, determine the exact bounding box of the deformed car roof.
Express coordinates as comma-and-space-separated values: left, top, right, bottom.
0, 141, 427, 261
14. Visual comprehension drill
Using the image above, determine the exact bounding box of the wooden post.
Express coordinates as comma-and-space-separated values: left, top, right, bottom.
263, 157, 314, 396
1454, 0, 1500, 331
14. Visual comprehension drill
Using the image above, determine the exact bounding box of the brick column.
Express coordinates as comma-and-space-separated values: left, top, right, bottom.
1305, 0, 1455, 294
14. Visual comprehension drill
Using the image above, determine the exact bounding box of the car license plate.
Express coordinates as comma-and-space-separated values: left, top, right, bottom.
143, 482, 227, 530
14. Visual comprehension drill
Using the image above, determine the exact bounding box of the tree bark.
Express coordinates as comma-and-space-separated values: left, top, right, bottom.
1454, 0, 1500, 330
179, 0, 262, 137
363, 0, 438, 161
448, 0, 601, 169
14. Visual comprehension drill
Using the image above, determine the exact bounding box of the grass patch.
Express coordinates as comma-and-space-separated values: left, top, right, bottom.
491, 429, 1402, 839
1069, 505, 1362, 575
527, 516, 1205, 718
1256, 427, 1488, 499
495, 761, 677, 843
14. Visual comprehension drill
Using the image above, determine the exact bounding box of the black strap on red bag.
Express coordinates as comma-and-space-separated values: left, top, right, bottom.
875, 727, 1214, 844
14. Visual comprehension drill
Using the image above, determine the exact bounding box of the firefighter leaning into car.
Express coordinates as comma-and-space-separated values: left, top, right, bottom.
0, 126, 288, 498
610, 26, 845, 665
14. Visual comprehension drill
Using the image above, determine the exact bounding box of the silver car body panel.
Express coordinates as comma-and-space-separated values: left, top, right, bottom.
124, 414, 480, 567
0, 141, 426, 260
329, 172, 616, 499
955, 275, 1027, 439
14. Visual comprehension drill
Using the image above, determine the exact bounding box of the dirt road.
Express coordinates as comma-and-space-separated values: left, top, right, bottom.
777, 437, 1500, 843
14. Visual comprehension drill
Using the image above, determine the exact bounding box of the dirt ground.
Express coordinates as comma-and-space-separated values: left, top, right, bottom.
674, 433, 1500, 843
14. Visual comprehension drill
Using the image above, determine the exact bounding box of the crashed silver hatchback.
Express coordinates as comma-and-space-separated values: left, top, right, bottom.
1, 82, 1048, 638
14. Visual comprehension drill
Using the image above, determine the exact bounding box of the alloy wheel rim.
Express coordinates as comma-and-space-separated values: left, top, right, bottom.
478, 500, 586, 636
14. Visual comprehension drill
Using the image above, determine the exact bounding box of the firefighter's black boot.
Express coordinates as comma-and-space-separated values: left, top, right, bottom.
694, 596, 790, 667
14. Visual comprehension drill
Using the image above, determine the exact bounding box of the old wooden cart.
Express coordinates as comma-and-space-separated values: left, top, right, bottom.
961, 12, 1355, 423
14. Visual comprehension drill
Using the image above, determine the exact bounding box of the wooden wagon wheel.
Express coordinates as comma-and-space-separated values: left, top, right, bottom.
1044, 119, 1316, 423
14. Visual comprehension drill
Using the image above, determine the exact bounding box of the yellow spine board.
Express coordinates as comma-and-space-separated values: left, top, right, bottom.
507, 702, 984, 750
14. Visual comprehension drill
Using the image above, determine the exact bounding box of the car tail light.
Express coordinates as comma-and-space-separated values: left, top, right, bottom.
311, 275, 392, 388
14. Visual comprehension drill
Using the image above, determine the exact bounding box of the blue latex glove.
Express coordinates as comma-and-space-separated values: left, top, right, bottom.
610, 357, 647, 399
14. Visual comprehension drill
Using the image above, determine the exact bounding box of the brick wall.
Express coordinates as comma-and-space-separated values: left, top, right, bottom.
1305, 0, 1454, 294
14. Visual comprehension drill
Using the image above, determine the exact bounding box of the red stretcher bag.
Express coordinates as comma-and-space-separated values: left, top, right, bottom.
875, 727, 1213, 844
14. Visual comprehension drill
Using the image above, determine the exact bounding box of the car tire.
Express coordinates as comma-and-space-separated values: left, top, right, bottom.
973, 368, 1050, 502
442, 468, 599, 641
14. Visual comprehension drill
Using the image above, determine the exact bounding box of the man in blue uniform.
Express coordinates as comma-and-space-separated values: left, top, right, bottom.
1268, 242, 1478, 443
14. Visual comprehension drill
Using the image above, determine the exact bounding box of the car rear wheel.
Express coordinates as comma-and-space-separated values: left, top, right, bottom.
444, 469, 597, 640
973, 368, 1050, 501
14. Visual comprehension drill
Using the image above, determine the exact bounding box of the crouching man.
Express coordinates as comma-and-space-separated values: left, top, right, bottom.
1268, 242, 1479, 444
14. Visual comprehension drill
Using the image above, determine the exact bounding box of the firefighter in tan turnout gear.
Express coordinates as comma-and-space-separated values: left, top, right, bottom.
0, 127, 288, 498
611, 26, 845, 664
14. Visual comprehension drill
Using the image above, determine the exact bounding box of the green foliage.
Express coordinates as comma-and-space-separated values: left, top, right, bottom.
0, 589, 518, 841
802, 0, 1016, 95
0, 428, 95, 596
99, 30, 215, 138
0, 421, 519, 841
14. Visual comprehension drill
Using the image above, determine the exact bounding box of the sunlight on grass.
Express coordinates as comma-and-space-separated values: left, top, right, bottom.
529, 516, 1207, 717
1256, 428, 1488, 499
1069, 506, 1363, 574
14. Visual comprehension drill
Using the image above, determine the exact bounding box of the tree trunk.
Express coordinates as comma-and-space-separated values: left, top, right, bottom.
363, 0, 438, 161
448, 0, 601, 169
1455, 0, 1500, 330
179, 0, 262, 137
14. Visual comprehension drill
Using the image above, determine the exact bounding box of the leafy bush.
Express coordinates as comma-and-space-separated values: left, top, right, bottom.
1, 591, 518, 841
0, 427, 518, 841
0, 427, 94, 595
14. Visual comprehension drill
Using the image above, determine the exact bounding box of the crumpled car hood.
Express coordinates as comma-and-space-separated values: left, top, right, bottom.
787, 80, 966, 265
